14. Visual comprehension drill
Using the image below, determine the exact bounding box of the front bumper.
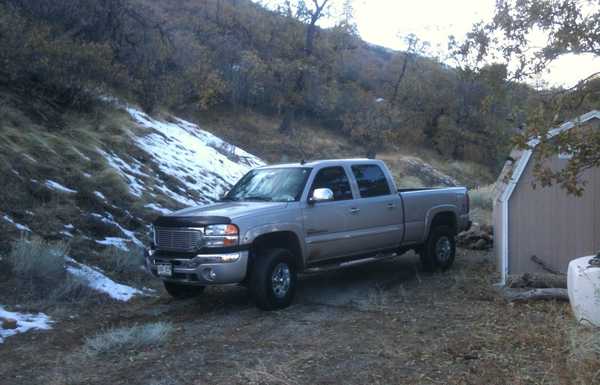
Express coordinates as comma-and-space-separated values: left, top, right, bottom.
145, 249, 249, 285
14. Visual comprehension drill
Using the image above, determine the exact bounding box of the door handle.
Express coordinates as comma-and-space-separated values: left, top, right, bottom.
349, 207, 361, 214
387, 203, 396, 209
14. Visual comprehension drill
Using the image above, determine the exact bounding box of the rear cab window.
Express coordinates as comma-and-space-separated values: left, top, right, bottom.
351, 164, 391, 198
310, 166, 353, 201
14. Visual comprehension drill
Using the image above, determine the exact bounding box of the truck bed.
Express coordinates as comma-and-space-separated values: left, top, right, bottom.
399, 186, 469, 244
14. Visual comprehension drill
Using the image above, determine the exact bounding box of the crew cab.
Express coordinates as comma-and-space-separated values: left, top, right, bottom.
145, 159, 471, 310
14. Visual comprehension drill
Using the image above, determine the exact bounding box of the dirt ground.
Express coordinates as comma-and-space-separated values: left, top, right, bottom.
0, 249, 591, 385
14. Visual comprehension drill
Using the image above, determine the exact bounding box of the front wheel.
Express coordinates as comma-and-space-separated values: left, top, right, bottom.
163, 281, 205, 299
420, 225, 456, 272
250, 248, 297, 311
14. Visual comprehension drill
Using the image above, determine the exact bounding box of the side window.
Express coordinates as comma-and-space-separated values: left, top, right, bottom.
351, 164, 391, 198
310, 167, 353, 201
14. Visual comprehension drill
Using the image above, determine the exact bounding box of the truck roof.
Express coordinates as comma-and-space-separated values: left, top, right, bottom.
258, 158, 383, 169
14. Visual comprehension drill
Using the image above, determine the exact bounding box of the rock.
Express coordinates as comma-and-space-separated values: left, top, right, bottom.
458, 223, 494, 250
1, 318, 18, 330
473, 239, 489, 250
403, 158, 458, 187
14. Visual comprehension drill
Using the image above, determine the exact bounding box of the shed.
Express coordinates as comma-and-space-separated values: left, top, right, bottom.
493, 110, 600, 285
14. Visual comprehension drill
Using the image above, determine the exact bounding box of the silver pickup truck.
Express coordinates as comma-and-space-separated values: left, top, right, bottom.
145, 159, 470, 310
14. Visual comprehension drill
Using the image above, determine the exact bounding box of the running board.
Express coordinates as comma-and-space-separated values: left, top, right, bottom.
303, 252, 398, 274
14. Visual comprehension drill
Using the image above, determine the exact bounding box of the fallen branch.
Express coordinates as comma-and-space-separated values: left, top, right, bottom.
507, 272, 567, 289
501, 288, 569, 302
531, 255, 565, 276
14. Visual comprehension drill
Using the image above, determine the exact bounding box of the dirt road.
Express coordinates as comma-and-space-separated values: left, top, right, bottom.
0, 250, 580, 384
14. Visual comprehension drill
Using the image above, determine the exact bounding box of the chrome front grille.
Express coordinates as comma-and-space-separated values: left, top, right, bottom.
155, 227, 204, 252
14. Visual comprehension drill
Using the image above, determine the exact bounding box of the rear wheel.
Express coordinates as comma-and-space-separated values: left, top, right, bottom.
420, 225, 456, 272
250, 248, 297, 310
163, 281, 205, 299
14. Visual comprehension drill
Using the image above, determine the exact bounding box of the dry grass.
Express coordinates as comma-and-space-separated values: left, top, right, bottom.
194, 109, 365, 163
82, 322, 174, 356
568, 323, 600, 384
469, 184, 495, 225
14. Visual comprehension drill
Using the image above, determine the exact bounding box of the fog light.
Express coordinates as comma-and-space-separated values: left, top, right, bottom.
203, 268, 217, 281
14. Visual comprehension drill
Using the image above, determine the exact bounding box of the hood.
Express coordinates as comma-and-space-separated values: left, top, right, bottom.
153, 201, 288, 227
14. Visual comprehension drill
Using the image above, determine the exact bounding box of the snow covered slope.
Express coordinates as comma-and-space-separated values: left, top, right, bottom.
128, 108, 263, 206
0, 101, 265, 253
84, 106, 264, 249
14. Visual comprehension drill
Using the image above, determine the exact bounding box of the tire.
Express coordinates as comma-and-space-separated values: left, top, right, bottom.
163, 281, 205, 299
250, 248, 297, 311
420, 225, 456, 272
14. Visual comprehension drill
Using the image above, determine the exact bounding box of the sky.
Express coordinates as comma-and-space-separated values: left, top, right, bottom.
348, 0, 600, 88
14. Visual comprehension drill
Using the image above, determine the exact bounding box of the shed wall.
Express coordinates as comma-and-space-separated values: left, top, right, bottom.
507, 156, 600, 274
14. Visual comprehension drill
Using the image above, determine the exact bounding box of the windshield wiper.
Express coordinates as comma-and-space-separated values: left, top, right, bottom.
243, 196, 273, 202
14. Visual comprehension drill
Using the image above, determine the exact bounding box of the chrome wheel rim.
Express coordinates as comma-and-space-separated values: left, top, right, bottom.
435, 236, 452, 263
271, 263, 291, 299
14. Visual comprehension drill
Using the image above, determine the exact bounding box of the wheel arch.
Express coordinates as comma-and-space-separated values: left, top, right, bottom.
425, 208, 458, 239
250, 231, 304, 271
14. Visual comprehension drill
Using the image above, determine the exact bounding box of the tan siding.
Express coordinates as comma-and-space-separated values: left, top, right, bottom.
508, 153, 599, 274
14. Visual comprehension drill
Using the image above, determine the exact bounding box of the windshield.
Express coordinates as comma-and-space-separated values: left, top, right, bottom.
224, 167, 312, 202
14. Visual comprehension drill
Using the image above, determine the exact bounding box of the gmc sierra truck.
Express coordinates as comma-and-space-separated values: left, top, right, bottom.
145, 159, 471, 310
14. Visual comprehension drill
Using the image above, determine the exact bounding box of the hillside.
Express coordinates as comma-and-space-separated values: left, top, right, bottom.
0, 0, 507, 260
0, 0, 529, 173
0, 96, 262, 255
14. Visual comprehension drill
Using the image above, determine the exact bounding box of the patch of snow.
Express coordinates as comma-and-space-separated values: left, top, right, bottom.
95, 237, 130, 251
45, 180, 77, 194
66, 258, 145, 302
60, 231, 74, 238
2, 215, 31, 232
90, 213, 143, 248
93, 191, 107, 201
11, 169, 20, 177
64, 224, 75, 230
0, 306, 53, 343
83, 172, 92, 178
128, 107, 264, 204
144, 203, 172, 215
97, 149, 147, 197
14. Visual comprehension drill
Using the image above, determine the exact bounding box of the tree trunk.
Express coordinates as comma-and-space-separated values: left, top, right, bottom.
500, 288, 569, 302
279, 107, 294, 134
507, 273, 567, 289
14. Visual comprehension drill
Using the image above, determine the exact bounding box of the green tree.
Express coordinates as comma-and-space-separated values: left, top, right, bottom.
456, 0, 600, 194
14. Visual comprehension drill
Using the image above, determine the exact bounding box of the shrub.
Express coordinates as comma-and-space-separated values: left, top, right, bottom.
8, 237, 68, 285
82, 322, 174, 356
49, 275, 100, 304
6, 237, 106, 303
102, 246, 145, 276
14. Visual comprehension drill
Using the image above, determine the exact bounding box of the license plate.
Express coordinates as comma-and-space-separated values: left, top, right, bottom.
157, 263, 173, 277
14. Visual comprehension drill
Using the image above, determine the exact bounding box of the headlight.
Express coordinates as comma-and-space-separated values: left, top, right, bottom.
204, 224, 239, 247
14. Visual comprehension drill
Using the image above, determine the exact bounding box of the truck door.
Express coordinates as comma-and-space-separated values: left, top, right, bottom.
345, 164, 404, 254
302, 166, 356, 262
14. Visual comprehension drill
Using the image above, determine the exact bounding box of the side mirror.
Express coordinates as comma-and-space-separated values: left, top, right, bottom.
309, 188, 334, 204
